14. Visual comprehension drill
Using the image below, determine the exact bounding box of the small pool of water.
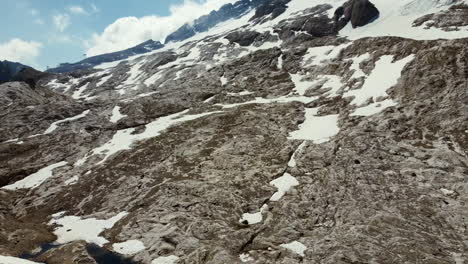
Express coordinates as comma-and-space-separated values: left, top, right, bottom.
20, 242, 139, 264
86, 244, 139, 264
19, 243, 60, 259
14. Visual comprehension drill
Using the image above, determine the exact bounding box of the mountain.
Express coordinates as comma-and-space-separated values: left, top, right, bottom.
0, 60, 49, 88
1, 0, 468, 263
47, 40, 164, 73
164, 0, 284, 43
0, 60, 28, 83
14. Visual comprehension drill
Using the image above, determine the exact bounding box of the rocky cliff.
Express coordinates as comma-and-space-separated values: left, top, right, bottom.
1, 0, 467, 263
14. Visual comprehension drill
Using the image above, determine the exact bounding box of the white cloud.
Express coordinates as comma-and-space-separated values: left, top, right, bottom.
69, 5, 87, 15
85, 0, 237, 56
53, 14, 71, 32
0, 39, 42, 65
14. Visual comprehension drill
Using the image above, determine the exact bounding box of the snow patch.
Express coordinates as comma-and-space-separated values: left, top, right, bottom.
277, 54, 284, 70
218, 95, 316, 109
110, 106, 127, 123
220, 76, 228, 86
319, 75, 343, 97
49, 211, 128, 246
0, 255, 44, 264
440, 188, 455, 195
44, 110, 89, 134
288, 141, 307, 168
2, 161, 67, 190
2, 138, 19, 144
270, 173, 299, 201
239, 253, 254, 262
112, 240, 146, 255
203, 95, 216, 103
238, 40, 283, 57
72, 83, 89, 99
94, 60, 124, 70
144, 71, 164, 86
350, 99, 397, 116
340, 0, 468, 40
348, 53, 371, 79
97, 74, 113, 87
47, 79, 69, 91
80, 110, 220, 164
65, 175, 79, 185
239, 204, 268, 225
288, 108, 339, 144
227, 90, 253, 96
119, 60, 146, 89
344, 55, 414, 106
290, 74, 315, 95
280, 241, 307, 257
151, 255, 179, 264
302, 43, 351, 67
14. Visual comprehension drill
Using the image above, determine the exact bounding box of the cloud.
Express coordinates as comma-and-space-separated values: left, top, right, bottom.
0, 39, 42, 65
69, 5, 87, 15
85, 0, 237, 56
53, 14, 70, 32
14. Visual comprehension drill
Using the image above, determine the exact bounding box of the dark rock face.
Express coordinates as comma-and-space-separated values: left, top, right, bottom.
13, 67, 50, 88
147, 52, 178, 69
0, 60, 28, 83
0, 60, 49, 88
274, 4, 337, 40
47, 40, 164, 73
334, 0, 380, 29
249, 0, 291, 24
225, 31, 261, 46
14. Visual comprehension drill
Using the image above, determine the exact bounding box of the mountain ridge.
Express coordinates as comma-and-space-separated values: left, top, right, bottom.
47, 40, 164, 73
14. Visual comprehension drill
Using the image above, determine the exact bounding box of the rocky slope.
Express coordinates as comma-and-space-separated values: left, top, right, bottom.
1, 0, 468, 263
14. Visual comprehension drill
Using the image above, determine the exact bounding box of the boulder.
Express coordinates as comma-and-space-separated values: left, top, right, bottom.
225, 31, 261, 46
334, 0, 380, 29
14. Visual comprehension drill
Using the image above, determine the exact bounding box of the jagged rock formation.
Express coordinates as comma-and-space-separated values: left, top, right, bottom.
249, 0, 291, 24
1, 0, 468, 263
165, 0, 283, 44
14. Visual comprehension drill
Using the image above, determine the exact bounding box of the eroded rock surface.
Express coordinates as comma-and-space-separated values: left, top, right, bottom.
1, 0, 468, 263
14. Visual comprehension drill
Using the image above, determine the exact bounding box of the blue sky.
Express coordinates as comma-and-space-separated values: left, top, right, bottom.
0, 0, 235, 70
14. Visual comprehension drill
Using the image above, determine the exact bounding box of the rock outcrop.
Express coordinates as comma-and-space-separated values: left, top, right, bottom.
334, 0, 380, 29
413, 3, 468, 31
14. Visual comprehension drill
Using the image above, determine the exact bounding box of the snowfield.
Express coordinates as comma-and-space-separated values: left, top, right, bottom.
49, 211, 128, 246
2, 161, 68, 190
